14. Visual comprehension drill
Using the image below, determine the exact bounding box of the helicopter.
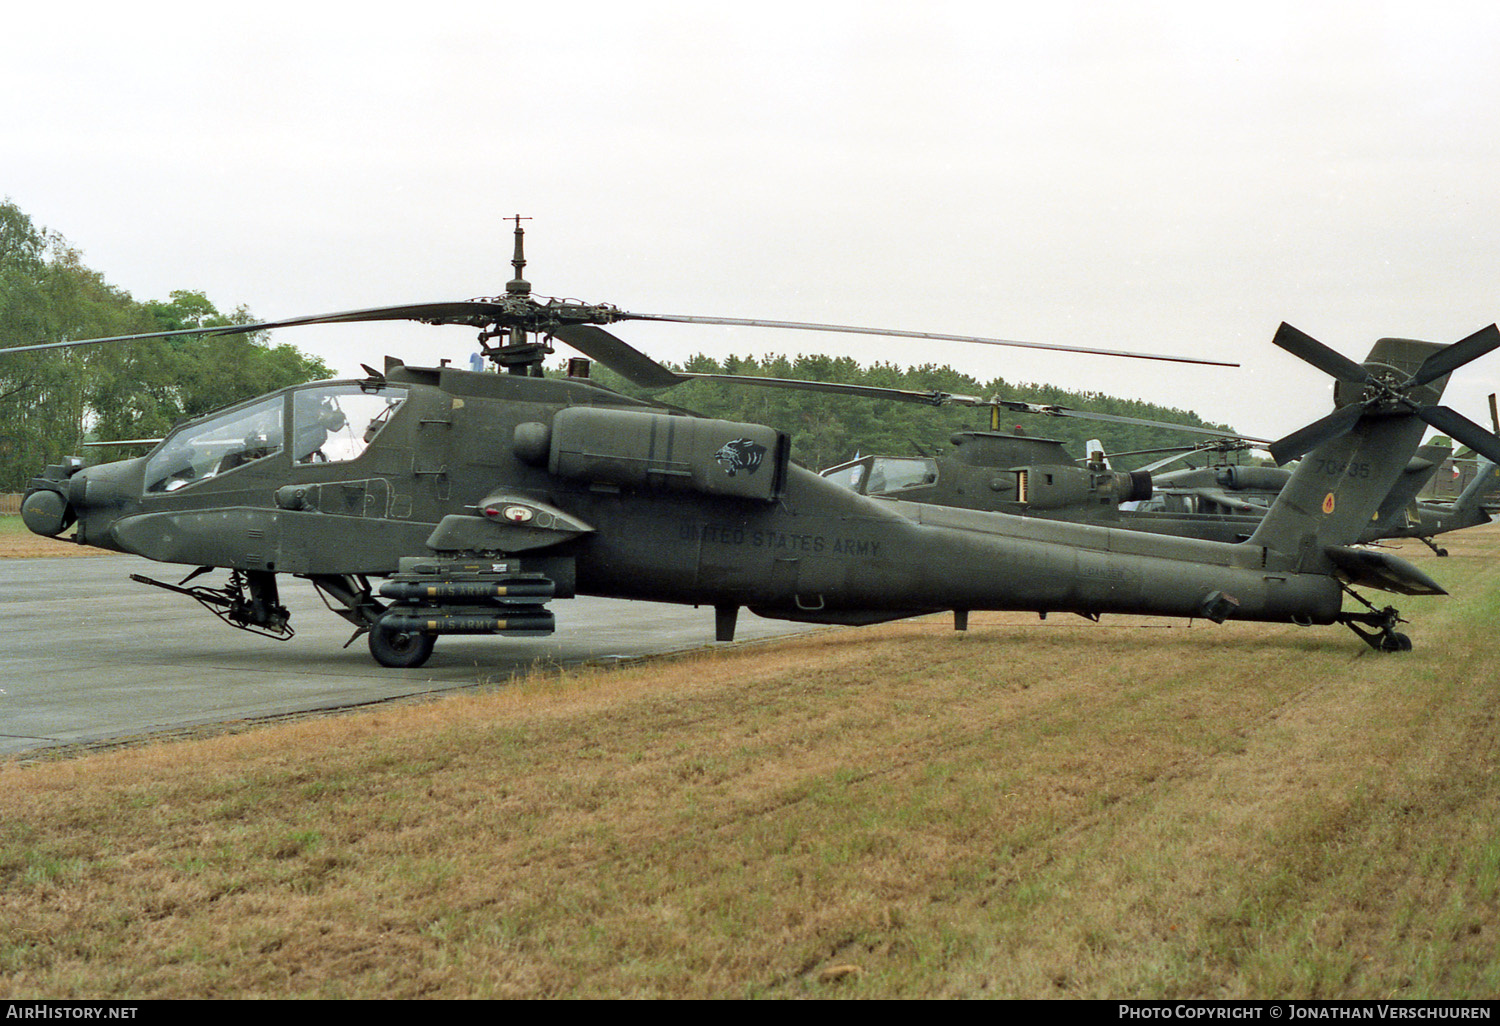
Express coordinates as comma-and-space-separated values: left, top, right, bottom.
1418, 447, 1500, 506
15, 226, 1500, 664
806, 361, 1500, 553
1125, 391, 1500, 526
816, 419, 1253, 529
1125, 442, 1500, 554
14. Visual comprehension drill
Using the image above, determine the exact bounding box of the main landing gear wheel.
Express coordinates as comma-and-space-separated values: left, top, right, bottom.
369, 621, 436, 668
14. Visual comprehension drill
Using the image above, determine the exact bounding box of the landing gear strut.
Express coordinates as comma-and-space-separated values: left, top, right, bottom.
308, 573, 439, 668
131, 568, 294, 639
1337, 586, 1412, 652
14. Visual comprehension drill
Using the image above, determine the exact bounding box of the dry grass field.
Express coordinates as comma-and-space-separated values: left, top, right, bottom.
2, 523, 1498, 999
0, 515, 112, 558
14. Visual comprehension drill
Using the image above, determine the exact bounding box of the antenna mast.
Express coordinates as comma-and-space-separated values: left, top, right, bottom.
506, 214, 532, 296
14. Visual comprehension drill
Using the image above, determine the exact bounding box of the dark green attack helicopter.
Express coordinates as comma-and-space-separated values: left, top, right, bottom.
15, 226, 1500, 664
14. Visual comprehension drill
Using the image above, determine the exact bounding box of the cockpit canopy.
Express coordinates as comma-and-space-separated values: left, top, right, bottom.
145, 383, 408, 493
821, 455, 938, 496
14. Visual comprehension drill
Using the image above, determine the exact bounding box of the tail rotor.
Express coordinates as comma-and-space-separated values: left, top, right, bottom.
1266, 323, 1500, 465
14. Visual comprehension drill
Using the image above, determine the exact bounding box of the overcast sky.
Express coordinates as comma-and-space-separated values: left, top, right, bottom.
7, 0, 1500, 443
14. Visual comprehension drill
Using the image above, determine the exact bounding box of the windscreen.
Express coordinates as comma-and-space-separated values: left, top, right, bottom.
144, 395, 285, 493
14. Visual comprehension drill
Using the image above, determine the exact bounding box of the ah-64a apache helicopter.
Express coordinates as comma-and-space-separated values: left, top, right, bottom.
15, 225, 1500, 663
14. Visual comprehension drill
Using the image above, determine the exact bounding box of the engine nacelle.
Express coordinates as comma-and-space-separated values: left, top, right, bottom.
545, 407, 789, 502
1015, 465, 1151, 510
1214, 465, 1291, 492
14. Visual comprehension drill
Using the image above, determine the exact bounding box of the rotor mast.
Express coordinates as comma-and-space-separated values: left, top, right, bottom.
479, 215, 554, 376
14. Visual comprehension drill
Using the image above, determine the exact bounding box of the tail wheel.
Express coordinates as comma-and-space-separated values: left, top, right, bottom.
1379, 631, 1413, 653
369, 621, 436, 668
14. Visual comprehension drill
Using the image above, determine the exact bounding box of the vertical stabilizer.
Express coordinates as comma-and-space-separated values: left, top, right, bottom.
1447, 457, 1500, 518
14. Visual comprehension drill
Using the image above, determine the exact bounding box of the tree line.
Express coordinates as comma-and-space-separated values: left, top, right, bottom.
0, 201, 330, 491
587, 352, 1242, 473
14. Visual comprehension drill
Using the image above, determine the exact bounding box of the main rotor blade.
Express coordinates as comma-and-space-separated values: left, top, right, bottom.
1083, 441, 1257, 472
1103, 443, 1221, 460
5, 322, 265, 354
1404, 324, 1500, 389
1269, 323, 1373, 384
619, 313, 1238, 368
986, 401, 1266, 441
547, 324, 685, 389
1135, 447, 1230, 473
1267, 403, 1364, 465
4, 301, 511, 355
675, 373, 1265, 441
675, 373, 969, 405
1417, 405, 1500, 466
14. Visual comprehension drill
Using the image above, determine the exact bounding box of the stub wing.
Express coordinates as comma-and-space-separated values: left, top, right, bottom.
1323, 546, 1447, 596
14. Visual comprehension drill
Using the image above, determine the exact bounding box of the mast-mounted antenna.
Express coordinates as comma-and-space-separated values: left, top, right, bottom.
506, 215, 532, 297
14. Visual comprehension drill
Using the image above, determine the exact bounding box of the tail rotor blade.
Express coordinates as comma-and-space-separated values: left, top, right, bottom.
1404, 324, 1500, 389
1417, 405, 1500, 466
1267, 404, 1364, 465
1270, 323, 1373, 384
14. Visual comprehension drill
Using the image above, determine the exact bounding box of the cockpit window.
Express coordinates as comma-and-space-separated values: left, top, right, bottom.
822, 456, 938, 495
291, 384, 407, 464
821, 458, 872, 493
864, 457, 938, 495
145, 395, 285, 493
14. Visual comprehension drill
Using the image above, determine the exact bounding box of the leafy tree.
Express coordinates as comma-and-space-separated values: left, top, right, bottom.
85, 289, 330, 441
0, 201, 331, 491
0, 204, 133, 489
